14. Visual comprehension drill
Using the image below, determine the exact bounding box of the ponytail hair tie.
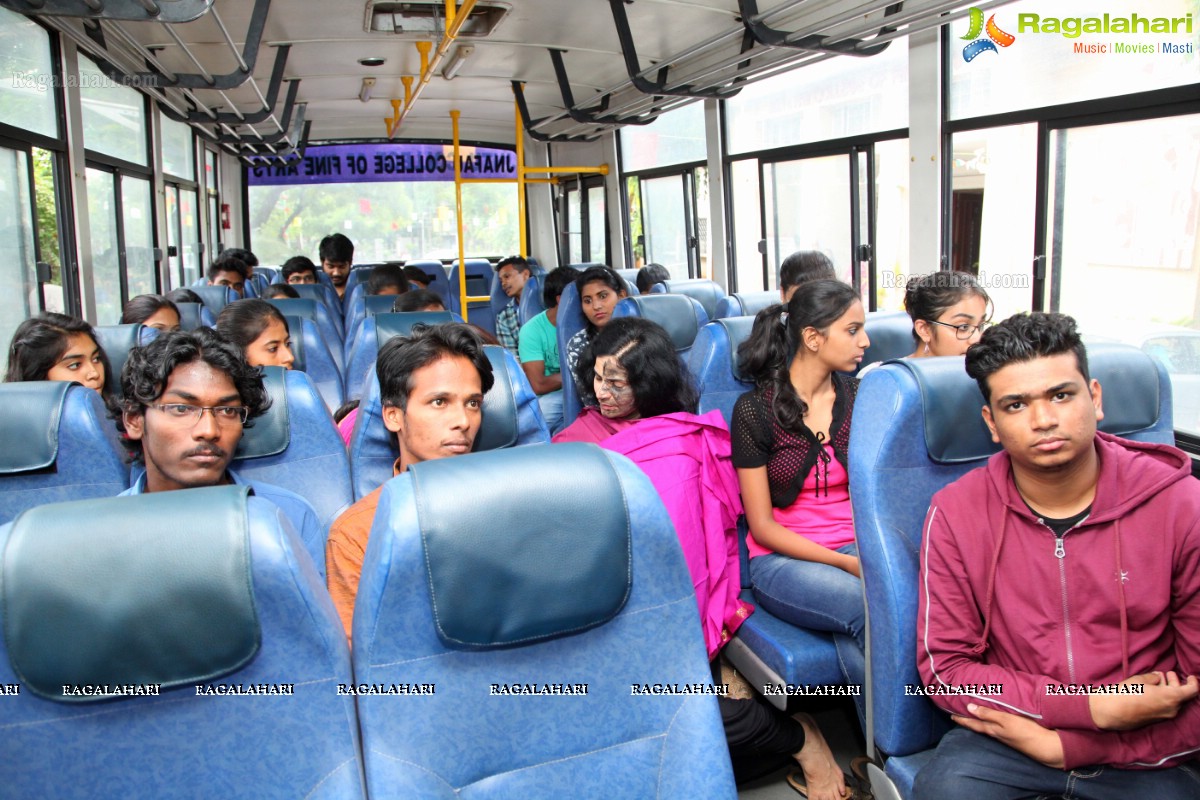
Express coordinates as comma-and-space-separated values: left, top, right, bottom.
779, 311, 789, 327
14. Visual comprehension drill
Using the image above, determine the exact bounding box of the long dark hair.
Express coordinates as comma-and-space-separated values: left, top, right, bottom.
737, 279, 860, 433
5, 312, 113, 401
120, 294, 180, 327
215, 298, 290, 352
904, 270, 991, 345
576, 317, 697, 418
575, 266, 627, 337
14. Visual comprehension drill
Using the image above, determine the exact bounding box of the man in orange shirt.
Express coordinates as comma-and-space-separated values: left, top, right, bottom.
326, 323, 494, 639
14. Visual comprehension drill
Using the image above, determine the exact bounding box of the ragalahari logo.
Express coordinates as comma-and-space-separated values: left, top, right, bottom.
962, 7, 1016, 61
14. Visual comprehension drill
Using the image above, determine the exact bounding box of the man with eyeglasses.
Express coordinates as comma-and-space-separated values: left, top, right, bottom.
112, 327, 325, 574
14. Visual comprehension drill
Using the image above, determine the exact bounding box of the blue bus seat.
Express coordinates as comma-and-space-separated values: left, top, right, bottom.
191, 284, 239, 317
94, 323, 159, 395
254, 266, 278, 283
688, 317, 755, 426
342, 311, 462, 402
245, 272, 269, 297
284, 316, 344, 412
405, 259, 450, 305
174, 301, 215, 330
348, 344, 549, 499
351, 444, 735, 798
0, 382, 128, 525
519, 273, 549, 325
611, 294, 709, 359
860, 310, 913, 373
343, 294, 405, 359
233, 367, 352, 550
0, 486, 365, 799
555, 282, 588, 428
285, 283, 345, 328
264, 297, 344, 370
651, 278, 726, 320
715, 291, 778, 320
447, 258, 497, 334
850, 344, 1173, 799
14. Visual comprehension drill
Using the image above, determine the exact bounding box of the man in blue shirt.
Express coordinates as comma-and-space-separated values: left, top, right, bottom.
113, 328, 326, 576
494, 255, 532, 354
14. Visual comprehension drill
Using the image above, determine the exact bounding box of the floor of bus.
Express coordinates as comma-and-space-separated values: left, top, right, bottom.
737, 698, 868, 799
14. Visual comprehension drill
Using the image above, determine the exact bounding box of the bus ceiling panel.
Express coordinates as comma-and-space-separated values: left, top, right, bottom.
738, 0, 902, 56
0, 0, 214, 23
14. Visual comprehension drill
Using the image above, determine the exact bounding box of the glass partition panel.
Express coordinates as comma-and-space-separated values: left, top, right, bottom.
587, 185, 605, 264
950, 124, 1037, 321
621, 102, 707, 172
1046, 113, 1200, 435
642, 175, 688, 276
0, 147, 37, 360
731, 159, 764, 293
122, 175, 154, 299
762, 154, 853, 285
79, 56, 146, 166
949, 0, 1200, 121
0, 8, 58, 139
86, 168, 121, 324
161, 116, 195, 180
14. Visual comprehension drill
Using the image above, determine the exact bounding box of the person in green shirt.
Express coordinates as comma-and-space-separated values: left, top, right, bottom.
518, 266, 578, 433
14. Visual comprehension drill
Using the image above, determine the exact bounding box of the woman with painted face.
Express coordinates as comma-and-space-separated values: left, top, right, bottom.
563, 266, 628, 402
554, 318, 852, 795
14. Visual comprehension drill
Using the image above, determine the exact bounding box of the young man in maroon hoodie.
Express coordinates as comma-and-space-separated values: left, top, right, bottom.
914, 312, 1200, 799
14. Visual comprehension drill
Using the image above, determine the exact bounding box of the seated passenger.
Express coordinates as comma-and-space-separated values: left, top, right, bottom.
207, 255, 249, 296
367, 263, 408, 297
392, 289, 446, 313
494, 255, 533, 353
281, 255, 319, 285
779, 251, 836, 303
403, 265, 436, 290
554, 317, 853, 796
563, 267, 628, 403
261, 283, 300, 300
326, 323, 494, 639
5, 312, 111, 400
112, 328, 323, 565
221, 247, 260, 282
518, 266, 578, 433
120, 294, 181, 332
635, 262, 670, 294
732, 280, 870, 729
319, 233, 354, 300
216, 298, 295, 370
915, 313, 1200, 800
903, 270, 991, 358
166, 287, 204, 306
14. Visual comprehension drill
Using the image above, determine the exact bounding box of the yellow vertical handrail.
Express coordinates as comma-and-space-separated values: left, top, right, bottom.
451, 109, 468, 321
515, 94, 527, 258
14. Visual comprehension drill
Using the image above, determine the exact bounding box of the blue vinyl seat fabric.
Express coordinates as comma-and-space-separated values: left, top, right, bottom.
0, 382, 129, 525
352, 444, 736, 799
849, 345, 1173, 799
233, 367, 352, 539
859, 310, 914, 373
342, 311, 463, 402
447, 259, 496, 334
265, 297, 344, 370
190, 284, 239, 317
688, 317, 755, 425
651, 278, 726, 320
611, 294, 709, 359
343, 294, 406, 359
0, 486, 365, 799
174, 301, 216, 330
715, 291, 779, 320
285, 283, 345, 328
284, 316, 344, 412
517, 272, 547, 325
348, 344, 549, 499
555, 282, 588, 428
93, 324, 159, 394
404, 259, 450, 305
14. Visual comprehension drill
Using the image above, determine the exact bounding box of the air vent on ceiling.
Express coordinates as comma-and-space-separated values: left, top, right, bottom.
365, 2, 509, 37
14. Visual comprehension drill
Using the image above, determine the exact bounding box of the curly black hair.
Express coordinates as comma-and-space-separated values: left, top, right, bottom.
965, 312, 1089, 404
113, 327, 271, 459
378, 322, 495, 411
575, 317, 697, 418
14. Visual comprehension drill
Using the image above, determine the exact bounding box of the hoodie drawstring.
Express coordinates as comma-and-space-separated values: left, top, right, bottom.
973, 504, 1010, 655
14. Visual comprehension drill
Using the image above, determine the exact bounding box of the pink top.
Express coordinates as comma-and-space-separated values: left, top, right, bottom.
747, 444, 855, 557
337, 407, 358, 448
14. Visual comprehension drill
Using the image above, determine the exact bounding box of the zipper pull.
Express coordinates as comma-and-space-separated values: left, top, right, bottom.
1054, 535, 1066, 559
